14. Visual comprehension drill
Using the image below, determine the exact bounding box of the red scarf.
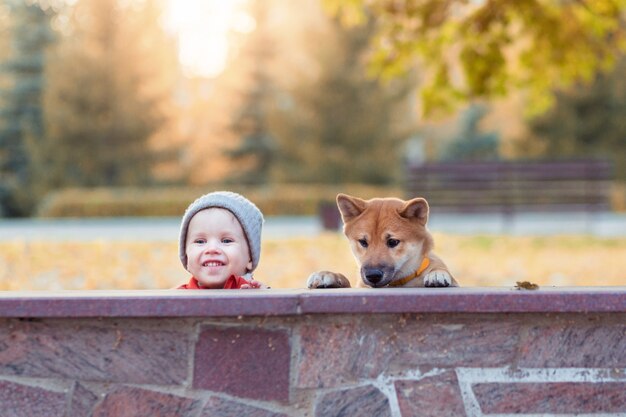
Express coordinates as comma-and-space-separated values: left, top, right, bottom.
177, 275, 250, 289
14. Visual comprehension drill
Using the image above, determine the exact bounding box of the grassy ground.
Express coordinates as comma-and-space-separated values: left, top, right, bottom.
1, 232, 625, 290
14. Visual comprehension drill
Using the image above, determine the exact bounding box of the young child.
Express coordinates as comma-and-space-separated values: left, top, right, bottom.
176, 191, 267, 289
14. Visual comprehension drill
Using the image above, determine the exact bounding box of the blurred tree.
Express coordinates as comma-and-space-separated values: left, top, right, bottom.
443, 103, 500, 161
0, 2, 11, 132
224, 0, 276, 185
322, 0, 626, 117
524, 57, 626, 178
272, 16, 416, 184
0, 1, 56, 216
41, 0, 177, 190
0, 2, 9, 61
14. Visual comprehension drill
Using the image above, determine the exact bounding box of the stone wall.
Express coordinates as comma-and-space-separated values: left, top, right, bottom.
0, 288, 624, 416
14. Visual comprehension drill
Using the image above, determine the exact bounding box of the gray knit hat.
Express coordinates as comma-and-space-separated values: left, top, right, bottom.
179, 191, 264, 271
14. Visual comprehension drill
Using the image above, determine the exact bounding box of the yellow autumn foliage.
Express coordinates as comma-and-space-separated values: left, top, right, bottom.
1, 233, 624, 290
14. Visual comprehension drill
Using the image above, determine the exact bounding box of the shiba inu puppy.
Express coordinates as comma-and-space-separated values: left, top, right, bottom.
307, 194, 458, 288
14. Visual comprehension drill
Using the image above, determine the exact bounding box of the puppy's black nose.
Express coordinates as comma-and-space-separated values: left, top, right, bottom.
364, 269, 384, 284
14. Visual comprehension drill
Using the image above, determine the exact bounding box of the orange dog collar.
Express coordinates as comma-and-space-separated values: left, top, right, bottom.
390, 257, 430, 287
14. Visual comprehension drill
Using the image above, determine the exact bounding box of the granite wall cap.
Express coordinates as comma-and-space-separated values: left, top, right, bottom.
0, 287, 624, 318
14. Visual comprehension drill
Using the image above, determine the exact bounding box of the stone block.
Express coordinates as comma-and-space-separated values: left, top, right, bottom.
0, 319, 189, 384
518, 316, 626, 367
69, 383, 99, 417
390, 315, 519, 368
395, 371, 466, 417
0, 380, 67, 417
296, 315, 519, 388
200, 396, 290, 417
193, 326, 291, 402
297, 321, 391, 388
91, 386, 201, 417
314, 385, 391, 417
474, 382, 626, 414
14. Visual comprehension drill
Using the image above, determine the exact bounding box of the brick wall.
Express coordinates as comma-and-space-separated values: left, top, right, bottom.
0, 288, 624, 416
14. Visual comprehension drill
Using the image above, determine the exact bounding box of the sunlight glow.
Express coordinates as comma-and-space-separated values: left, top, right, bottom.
164, 0, 254, 78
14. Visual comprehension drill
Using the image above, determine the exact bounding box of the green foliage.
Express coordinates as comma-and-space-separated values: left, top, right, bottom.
526, 57, 626, 179
322, 0, 626, 117
0, 1, 56, 216
272, 16, 416, 185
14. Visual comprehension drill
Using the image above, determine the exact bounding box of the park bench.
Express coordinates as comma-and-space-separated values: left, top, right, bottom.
405, 159, 614, 214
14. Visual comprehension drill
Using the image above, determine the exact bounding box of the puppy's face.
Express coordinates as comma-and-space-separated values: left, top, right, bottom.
338, 194, 434, 288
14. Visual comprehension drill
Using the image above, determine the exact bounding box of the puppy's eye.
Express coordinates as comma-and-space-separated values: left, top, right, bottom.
358, 239, 368, 248
387, 238, 400, 248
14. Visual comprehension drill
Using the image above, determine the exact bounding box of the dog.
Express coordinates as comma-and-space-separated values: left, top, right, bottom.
307, 193, 458, 288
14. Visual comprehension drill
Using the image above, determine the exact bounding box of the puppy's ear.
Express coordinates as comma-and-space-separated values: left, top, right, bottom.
337, 194, 367, 223
399, 197, 429, 225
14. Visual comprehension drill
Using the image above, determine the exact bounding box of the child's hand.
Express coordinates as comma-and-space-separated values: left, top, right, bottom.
240, 280, 269, 289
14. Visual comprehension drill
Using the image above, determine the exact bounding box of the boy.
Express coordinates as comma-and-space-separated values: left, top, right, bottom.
177, 191, 267, 289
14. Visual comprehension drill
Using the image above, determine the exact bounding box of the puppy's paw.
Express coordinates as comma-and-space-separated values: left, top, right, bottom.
307, 271, 351, 289
424, 270, 454, 287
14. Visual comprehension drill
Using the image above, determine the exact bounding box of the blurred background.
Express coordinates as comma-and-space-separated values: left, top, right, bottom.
0, 0, 625, 290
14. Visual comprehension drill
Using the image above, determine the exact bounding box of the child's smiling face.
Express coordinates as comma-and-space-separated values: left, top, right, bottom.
185, 208, 252, 288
